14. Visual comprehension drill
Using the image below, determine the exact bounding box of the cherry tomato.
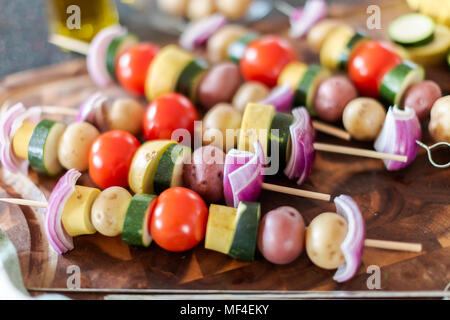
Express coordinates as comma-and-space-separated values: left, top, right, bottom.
240, 35, 296, 88
348, 40, 402, 97
143, 93, 198, 141
89, 130, 140, 189
116, 42, 160, 95
150, 187, 208, 252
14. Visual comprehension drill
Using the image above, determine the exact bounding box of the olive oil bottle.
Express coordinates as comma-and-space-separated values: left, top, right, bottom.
47, 0, 119, 43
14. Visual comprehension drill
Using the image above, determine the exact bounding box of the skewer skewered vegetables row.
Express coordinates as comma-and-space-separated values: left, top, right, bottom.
6, 168, 420, 284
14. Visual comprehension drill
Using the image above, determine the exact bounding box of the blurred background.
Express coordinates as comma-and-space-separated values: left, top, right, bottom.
0, 0, 372, 78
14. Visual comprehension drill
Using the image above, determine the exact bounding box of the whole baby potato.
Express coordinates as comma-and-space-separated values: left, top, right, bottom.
183, 145, 225, 203
429, 95, 450, 143
91, 187, 132, 237
207, 24, 247, 63
232, 81, 269, 112
197, 62, 242, 110
314, 76, 358, 122
307, 19, 344, 53
106, 98, 144, 135
203, 103, 242, 152
187, 0, 216, 20
343, 97, 386, 141
402, 80, 442, 120
305, 212, 348, 270
57, 121, 100, 171
215, 0, 252, 20
258, 206, 306, 265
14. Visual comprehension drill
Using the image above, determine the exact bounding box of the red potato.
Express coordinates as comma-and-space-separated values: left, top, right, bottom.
402, 80, 442, 120
314, 76, 358, 122
258, 206, 306, 265
197, 62, 242, 110
183, 145, 225, 203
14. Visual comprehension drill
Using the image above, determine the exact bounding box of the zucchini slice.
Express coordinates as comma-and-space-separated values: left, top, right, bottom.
388, 13, 435, 47
205, 204, 239, 255
448, 51, 450, 69
153, 144, 192, 194
320, 25, 355, 70
295, 65, 331, 116
228, 201, 261, 262
28, 119, 66, 176
62, 186, 99, 237
106, 33, 139, 79
405, 24, 450, 66
128, 140, 176, 194
145, 45, 194, 101
122, 193, 157, 247
379, 61, 425, 106
268, 112, 294, 170
277, 62, 308, 92
338, 31, 370, 70
12, 120, 36, 160
175, 58, 209, 102
238, 103, 275, 156
227, 32, 259, 63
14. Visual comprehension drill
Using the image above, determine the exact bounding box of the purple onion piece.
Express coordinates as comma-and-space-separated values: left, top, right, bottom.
333, 195, 365, 283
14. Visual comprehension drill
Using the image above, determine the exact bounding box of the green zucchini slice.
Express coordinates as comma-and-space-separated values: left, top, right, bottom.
28, 119, 66, 176
379, 61, 425, 106
228, 201, 261, 262
175, 58, 209, 102
268, 112, 294, 170
388, 13, 435, 47
153, 144, 192, 194
122, 193, 157, 247
106, 33, 139, 79
295, 64, 331, 116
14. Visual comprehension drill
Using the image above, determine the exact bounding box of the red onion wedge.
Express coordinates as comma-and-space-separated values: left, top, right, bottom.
45, 169, 81, 254
259, 83, 294, 113
333, 195, 365, 283
75, 92, 109, 132
284, 107, 315, 185
0, 104, 41, 173
374, 106, 421, 171
223, 141, 265, 208
290, 0, 328, 38
87, 25, 127, 88
180, 14, 227, 51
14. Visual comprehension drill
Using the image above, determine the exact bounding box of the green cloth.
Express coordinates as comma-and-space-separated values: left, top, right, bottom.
0, 228, 69, 300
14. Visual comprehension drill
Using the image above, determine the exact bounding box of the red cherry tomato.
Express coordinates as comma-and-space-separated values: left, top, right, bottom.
348, 40, 402, 97
150, 187, 208, 252
143, 93, 198, 142
116, 42, 160, 95
89, 130, 140, 189
240, 35, 296, 88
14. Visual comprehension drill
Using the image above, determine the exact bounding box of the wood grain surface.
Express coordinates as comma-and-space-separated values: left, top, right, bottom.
0, 0, 449, 299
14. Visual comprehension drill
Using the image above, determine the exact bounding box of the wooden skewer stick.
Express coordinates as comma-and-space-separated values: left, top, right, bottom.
0, 198, 422, 253
312, 120, 351, 141
48, 34, 90, 55
262, 183, 331, 202
0, 198, 47, 208
313, 142, 408, 162
364, 239, 422, 253
40, 106, 78, 116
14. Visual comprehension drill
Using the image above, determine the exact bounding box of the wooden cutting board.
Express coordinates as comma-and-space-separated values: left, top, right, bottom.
0, 0, 449, 299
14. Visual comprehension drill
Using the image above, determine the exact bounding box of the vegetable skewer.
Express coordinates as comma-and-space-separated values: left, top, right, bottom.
0, 194, 423, 258
0, 107, 333, 204
64, 23, 353, 141
0, 195, 422, 256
